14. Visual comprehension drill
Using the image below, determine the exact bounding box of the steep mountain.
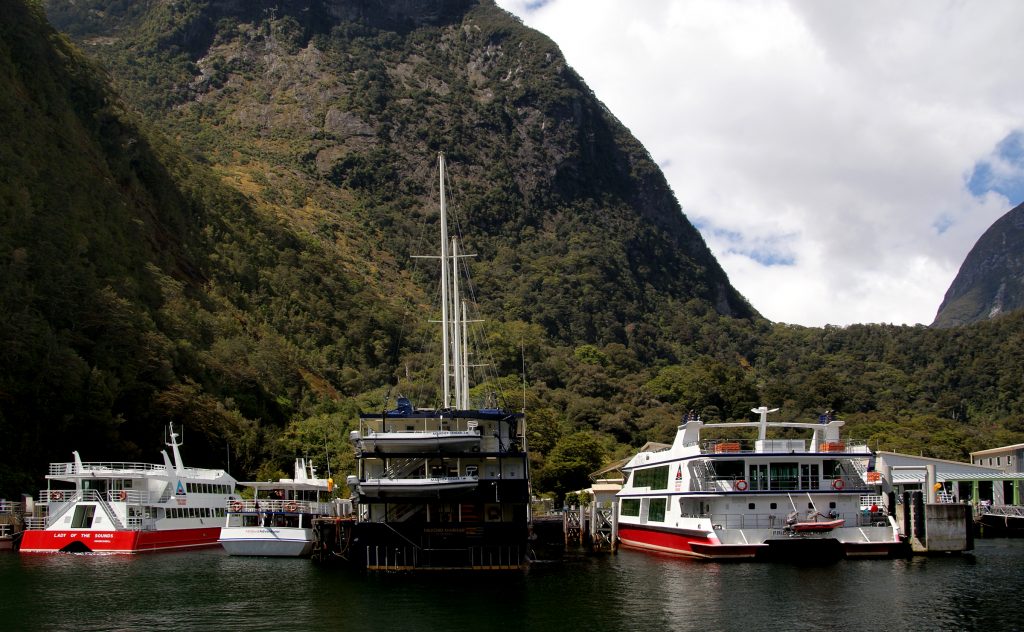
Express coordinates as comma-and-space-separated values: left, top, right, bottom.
9, 0, 1024, 500
933, 202, 1024, 328
42, 0, 757, 346
1, 0, 759, 496
0, 0, 406, 494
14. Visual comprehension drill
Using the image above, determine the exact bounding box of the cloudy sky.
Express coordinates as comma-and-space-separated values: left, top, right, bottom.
495, 0, 1024, 326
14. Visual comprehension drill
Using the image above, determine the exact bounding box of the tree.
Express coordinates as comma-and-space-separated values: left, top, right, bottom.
535, 432, 606, 504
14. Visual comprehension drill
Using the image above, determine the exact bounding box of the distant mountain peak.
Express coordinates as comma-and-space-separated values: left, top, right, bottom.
932, 202, 1024, 328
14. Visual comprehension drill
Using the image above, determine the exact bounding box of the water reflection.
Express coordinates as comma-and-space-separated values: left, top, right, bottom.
2, 541, 1022, 631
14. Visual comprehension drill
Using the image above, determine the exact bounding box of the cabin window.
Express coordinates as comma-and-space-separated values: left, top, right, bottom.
799, 464, 820, 490
714, 460, 745, 481
829, 502, 836, 509
822, 459, 842, 481
633, 466, 669, 490
648, 498, 667, 522
748, 503, 756, 510
771, 463, 799, 490
621, 499, 641, 517
770, 503, 778, 510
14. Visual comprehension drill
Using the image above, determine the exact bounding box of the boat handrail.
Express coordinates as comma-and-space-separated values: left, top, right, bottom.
366, 475, 479, 484
226, 499, 339, 515
47, 461, 218, 480
699, 438, 869, 454
979, 504, 1024, 518
24, 517, 47, 530
48, 461, 165, 476
0, 500, 22, 514
704, 510, 880, 530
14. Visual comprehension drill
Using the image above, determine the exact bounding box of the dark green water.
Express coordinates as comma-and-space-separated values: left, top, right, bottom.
2, 540, 1022, 631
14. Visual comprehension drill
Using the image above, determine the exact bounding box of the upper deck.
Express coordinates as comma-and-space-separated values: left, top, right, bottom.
46, 460, 226, 482
625, 407, 870, 470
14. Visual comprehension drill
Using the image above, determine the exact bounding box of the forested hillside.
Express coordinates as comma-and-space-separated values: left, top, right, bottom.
2, 0, 1023, 499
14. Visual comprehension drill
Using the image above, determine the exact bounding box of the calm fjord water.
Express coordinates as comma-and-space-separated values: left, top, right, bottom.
2, 539, 1022, 631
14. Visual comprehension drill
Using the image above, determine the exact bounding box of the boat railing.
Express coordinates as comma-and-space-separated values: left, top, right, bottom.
24, 517, 47, 530
369, 475, 479, 485
978, 504, 1024, 518
699, 439, 869, 455
706, 510, 881, 530
227, 499, 340, 515
47, 461, 213, 480
39, 488, 152, 505
701, 474, 870, 493
0, 500, 22, 515
48, 461, 166, 476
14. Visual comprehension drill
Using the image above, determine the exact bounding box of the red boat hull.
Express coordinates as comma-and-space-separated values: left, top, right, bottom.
19, 528, 222, 554
618, 525, 765, 559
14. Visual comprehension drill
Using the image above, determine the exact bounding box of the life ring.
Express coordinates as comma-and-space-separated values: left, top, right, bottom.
49, 490, 64, 501
230, 500, 244, 512
117, 490, 127, 501
832, 479, 845, 490
284, 501, 298, 512
735, 480, 748, 491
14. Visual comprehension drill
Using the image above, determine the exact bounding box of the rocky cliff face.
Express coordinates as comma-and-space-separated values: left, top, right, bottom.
44, 0, 757, 344
933, 202, 1024, 328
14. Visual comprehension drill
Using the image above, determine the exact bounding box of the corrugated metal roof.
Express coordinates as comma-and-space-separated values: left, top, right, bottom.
971, 443, 1024, 456
890, 471, 1024, 483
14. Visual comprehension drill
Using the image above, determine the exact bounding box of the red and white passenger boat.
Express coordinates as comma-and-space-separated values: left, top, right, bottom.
19, 424, 237, 553
617, 407, 905, 560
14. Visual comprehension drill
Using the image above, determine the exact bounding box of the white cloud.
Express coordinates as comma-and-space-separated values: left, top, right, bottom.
497, 0, 1024, 325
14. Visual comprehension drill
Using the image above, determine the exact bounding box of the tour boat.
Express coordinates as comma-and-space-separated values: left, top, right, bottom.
616, 407, 904, 560
342, 154, 531, 570
19, 424, 237, 554
219, 457, 350, 557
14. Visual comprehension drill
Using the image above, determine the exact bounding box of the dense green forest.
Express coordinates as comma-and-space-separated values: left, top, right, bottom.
2, 0, 1023, 501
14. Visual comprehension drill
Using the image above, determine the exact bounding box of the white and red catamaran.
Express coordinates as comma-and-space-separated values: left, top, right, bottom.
20, 424, 237, 553
616, 407, 904, 560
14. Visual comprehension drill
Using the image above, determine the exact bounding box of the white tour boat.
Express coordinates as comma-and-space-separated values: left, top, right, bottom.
219, 457, 350, 557
616, 407, 904, 560
20, 424, 237, 554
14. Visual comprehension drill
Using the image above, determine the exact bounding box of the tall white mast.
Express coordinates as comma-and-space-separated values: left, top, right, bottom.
460, 299, 470, 408
451, 237, 462, 409
439, 153, 451, 408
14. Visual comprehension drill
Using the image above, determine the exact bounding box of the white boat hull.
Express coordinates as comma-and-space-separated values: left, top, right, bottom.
219, 527, 314, 557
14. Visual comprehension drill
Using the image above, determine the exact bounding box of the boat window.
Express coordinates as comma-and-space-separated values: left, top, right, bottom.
770, 503, 777, 510
71, 505, 95, 528
714, 460, 745, 480
621, 499, 641, 516
633, 466, 669, 490
748, 503, 755, 510
770, 463, 799, 491
799, 464, 820, 490
648, 498, 667, 522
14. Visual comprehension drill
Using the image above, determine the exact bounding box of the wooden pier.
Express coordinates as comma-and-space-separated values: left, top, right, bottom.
562, 501, 618, 553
